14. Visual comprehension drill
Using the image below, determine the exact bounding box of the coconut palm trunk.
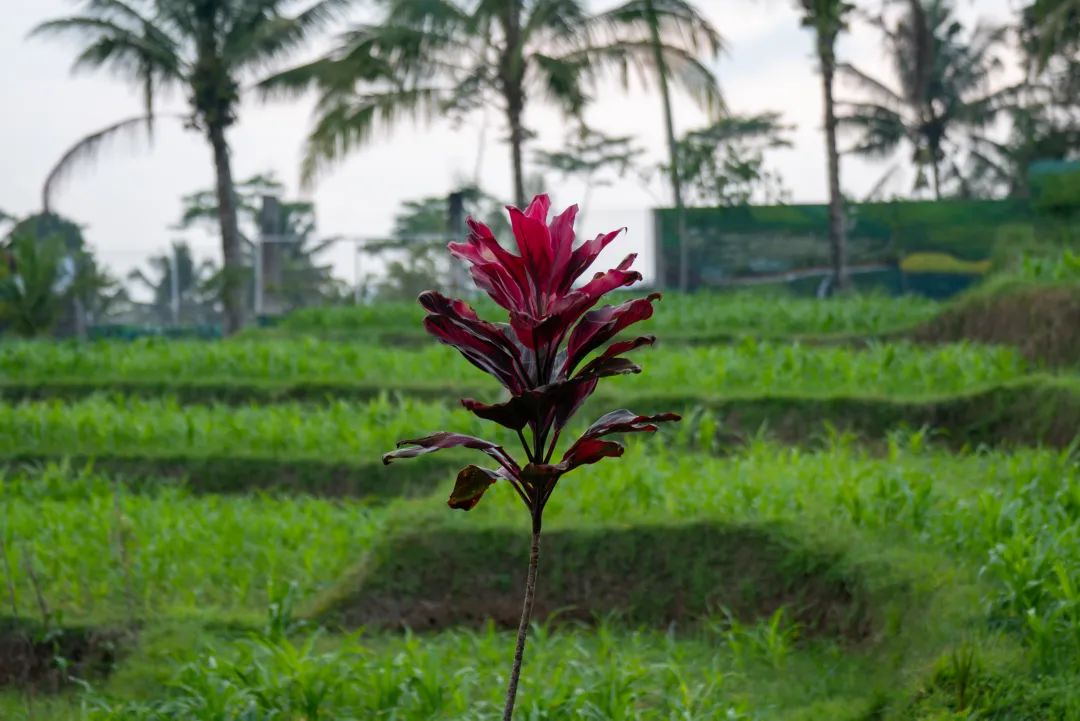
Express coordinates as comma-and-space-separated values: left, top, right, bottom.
930, 154, 943, 199
33, 0, 348, 337
498, 1, 528, 208
503, 86, 528, 209
207, 122, 245, 333
820, 47, 849, 291
646, 0, 691, 292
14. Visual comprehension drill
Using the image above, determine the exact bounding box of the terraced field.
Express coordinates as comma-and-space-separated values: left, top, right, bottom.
2, 289, 1079, 720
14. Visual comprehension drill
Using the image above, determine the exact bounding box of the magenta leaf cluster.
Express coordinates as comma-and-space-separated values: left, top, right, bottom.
383, 194, 679, 514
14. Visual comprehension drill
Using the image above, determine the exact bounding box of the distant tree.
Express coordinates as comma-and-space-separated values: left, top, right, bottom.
368, 187, 508, 302
261, 0, 721, 221
3, 212, 120, 335
799, 0, 856, 290
34, 0, 348, 335
391, 187, 509, 240
670, 113, 792, 207
0, 232, 68, 337
964, 103, 1080, 198
176, 173, 345, 312
128, 241, 218, 324
838, 0, 1018, 199
535, 127, 644, 228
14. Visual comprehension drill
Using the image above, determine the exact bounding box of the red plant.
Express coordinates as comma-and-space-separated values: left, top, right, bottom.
383, 194, 679, 720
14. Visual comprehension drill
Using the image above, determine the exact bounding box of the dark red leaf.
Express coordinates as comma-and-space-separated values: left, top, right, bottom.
575, 335, 655, 379
508, 200, 553, 301
563, 294, 661, 376
461, 396, 535, 432
575, 356, 641, 380
560, 227, 625, 295
508, 256, 643, 355
461, 375, 600, 435
419, 291, 529, 393
560, 438, 625, 469
521, 462, 566, 496
388, 194, 680, 510
448, 465, 501, 510
547, 204, 578, 285
579, 409, 683, 438
383, 432, 521, 477
449, 219, 529, 310
561, 410, 681, 471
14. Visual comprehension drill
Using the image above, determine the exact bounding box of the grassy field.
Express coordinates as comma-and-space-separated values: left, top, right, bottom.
2, 288, 1080, 720
0, 337, 1029, 403
272, 291, 943, 341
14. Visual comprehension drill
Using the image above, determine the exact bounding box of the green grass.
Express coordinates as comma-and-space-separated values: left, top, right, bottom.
642, 291, 941, 339
6, 283, 1080, 720
266, 291, 942, 342
0, 395, 485, 462
0, 464, 391, 622
0, 338, 1029, 403
4, 437, 1080, 719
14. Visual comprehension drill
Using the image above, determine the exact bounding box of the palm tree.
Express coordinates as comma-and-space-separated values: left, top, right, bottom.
837, 0, 1017, 200
799, 0, 855, 291
600, 0, 722, 292
0, 231, 69, 337
261, 0, 722, 218
128, 241, 217, 324
33, 0, 348, 335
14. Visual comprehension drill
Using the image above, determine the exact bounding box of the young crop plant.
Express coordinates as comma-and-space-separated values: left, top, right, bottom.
383, 195, 679, 719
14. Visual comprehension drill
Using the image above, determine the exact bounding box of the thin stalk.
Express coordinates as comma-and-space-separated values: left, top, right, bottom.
502, 515, 542, 721
517, 429, 536, 463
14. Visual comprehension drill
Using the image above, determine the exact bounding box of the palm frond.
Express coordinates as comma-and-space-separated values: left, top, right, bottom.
300, 85, 450, 187
569, 40, 723, 115
33, 16, 184, 70
590, 0, 724, 57
530, 53, 588, 115
225, 0, 354, 70
862, 163, 903, 201
836, 102, 907, 159
42, 113, 186, 212
837, 62, 904, 106
525, 0, 590, 42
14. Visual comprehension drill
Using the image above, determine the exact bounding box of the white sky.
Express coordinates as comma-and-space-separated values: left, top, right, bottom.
1, 0, 1021, 284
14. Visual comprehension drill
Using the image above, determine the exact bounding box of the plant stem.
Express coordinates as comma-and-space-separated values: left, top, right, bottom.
502, 517, 542, 721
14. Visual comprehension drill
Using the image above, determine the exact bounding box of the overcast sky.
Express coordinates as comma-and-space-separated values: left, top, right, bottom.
1, 0, 1021, 284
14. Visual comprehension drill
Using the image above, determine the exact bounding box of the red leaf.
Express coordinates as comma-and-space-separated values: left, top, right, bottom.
448, 465, 501, 510
461, 396, 535, 432
383, 432, 521, 477
508, 202, 553, 301
461, 375, 600, 435
575, 335, 655, 379
560, 227, 625, 295
563, 294, 661, 376
561, 410, 681, 471
419, 291, 529, 393
449, 219, 529, 310
547, 204, 578, 285
560, 438, 625, 469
